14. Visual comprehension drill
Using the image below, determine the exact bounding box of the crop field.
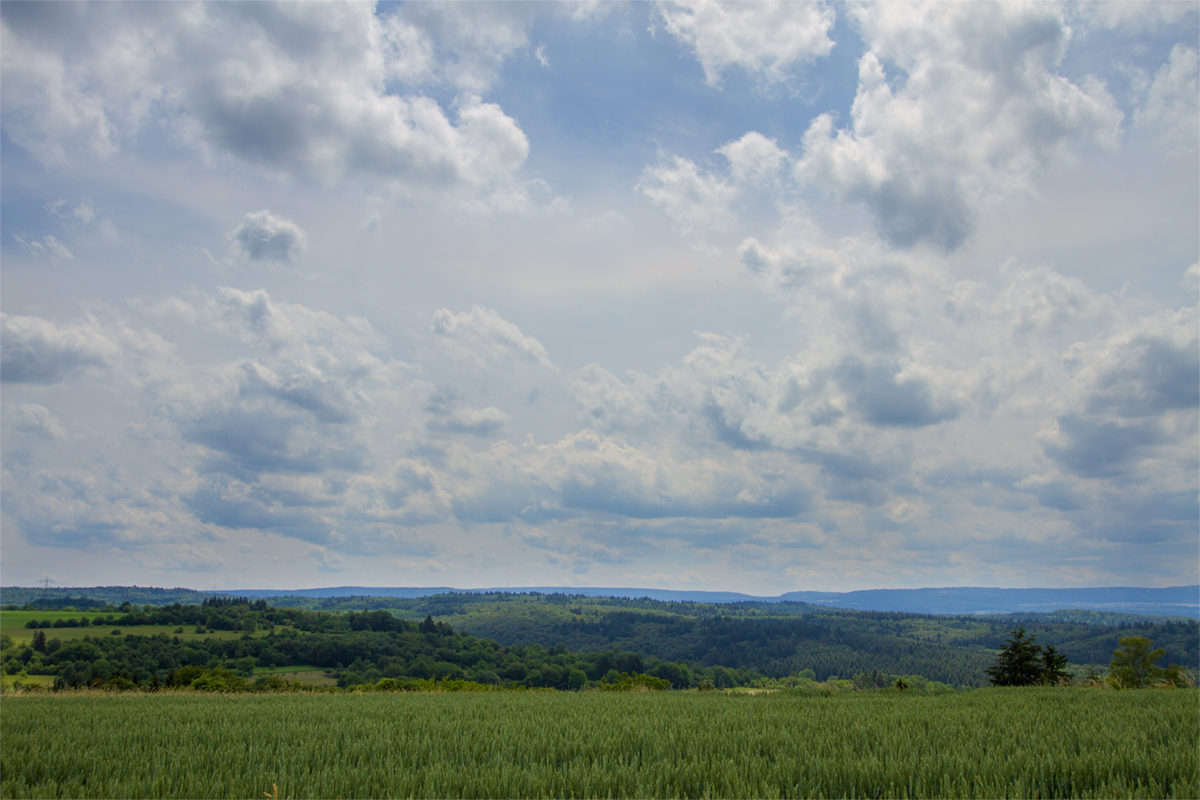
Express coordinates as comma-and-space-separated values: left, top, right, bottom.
2, 688, 1196, 799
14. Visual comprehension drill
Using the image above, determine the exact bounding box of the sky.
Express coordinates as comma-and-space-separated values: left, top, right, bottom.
1, 1, 1197, 594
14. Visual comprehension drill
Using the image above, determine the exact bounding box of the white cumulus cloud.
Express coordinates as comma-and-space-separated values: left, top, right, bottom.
229, 210, 308, 264
11, 404, 67, 440
431, 306, 556, 371
0, 2, 532, 205
1134, 44, 1198, 158
0, 313, 120, 383
656, 0, 836, 86
794, 1, 1123, 250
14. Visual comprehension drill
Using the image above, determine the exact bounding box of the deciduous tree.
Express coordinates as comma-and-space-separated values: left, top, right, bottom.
1108, 636, 1165, 689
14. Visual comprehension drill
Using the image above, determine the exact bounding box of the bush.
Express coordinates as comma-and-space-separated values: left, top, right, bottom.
189, 667, 248, 693
596, 672, 670, 692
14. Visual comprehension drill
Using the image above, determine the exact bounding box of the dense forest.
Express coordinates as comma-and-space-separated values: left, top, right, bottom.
2, 591, 1196, 692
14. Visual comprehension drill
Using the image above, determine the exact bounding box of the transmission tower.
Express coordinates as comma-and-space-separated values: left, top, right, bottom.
39, 577, 57, 608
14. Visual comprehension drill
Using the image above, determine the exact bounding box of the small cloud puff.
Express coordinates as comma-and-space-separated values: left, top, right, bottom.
229, 210, 308, 264
424, 388, 509, 437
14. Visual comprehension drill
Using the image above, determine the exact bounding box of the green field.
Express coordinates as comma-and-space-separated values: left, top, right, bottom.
251, 665, 337, 687
0, 672, 53, 691
2, 688, 1196, 799
1, 610, 274, 647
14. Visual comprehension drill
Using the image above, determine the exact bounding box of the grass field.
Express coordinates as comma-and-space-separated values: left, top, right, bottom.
2, 688, 1195, 799
0, 611, 274, 647
0, 673, 53, 691
251, 665, 338, 687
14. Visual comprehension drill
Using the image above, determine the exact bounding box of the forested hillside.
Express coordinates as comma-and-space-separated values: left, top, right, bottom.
1, 600, 691, 690
344, 591, 1198, 681
4, 592, 1195, 691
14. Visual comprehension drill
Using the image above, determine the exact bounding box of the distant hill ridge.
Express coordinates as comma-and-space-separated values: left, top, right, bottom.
3, 584, 1196, 618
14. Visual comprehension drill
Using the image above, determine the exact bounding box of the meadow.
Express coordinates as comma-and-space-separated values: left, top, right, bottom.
1, 610, 273, 647
2, 688, 1196, 799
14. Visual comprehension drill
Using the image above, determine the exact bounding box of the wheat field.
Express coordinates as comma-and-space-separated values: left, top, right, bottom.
2, 688, 1196, 798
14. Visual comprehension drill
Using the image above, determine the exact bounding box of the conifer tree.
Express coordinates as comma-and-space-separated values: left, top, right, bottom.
986, 627, 1068, 686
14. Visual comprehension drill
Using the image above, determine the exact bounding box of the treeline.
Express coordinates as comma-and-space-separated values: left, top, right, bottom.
0, 607, 1009, 689
990, 619, 1198, 669
1, 605, 732, 691
428, 595, 1198, 684
520, 612, 994, 686
3, 587, 218, 607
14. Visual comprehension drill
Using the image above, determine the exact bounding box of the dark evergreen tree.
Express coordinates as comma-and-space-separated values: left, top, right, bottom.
986, 627, 1047, 686
1040, 644, 1070, 685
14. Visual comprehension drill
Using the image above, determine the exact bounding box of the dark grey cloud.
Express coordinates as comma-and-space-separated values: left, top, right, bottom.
1035, 481, 1086, 512
1067, 488, 1200, 551
187, 409, 306, 474
186, 485, 333, 544
802, 446, 894, 506
1086, 334, 1199, 417
1124, 490, 1199, 526
238, 364, 355, 424
1044, 415, 1164, 478
272, 379, 355, 424
867, 174, 974, 251
19, 519, 128, 549
186, 406, 365, 478
704, 399, 770, 451
384, 463, 437, 511
807, 447, 894, 484
834, 358, 957, 428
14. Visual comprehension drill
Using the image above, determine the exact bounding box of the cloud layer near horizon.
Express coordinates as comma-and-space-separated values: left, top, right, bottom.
2, 1, 1196, 593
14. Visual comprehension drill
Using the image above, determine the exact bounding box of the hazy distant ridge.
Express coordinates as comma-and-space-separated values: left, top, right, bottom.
776, 586, 1200, 617
3, 584, 1195, 618
231, 584, 1199, 617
